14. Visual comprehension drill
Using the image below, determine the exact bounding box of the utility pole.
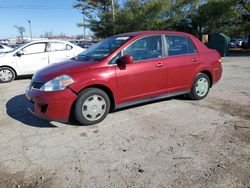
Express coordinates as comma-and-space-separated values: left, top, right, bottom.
28, 20, 32, 41
83, 13, 86, 40
111, 0, 116, 35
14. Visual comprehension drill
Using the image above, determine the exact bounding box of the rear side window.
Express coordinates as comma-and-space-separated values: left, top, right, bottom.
165, 35, 197, 56
49, 42, 71, 52
186, 37, 198, 54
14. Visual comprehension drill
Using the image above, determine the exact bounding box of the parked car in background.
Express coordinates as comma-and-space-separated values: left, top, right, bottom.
78, 41, 93, 49
230, 38, 243, 48
0, 40, 85, 83
69, 40, 93, 49
242, 37, 249, 48
26, 31, 222, 125
9, 44, 21, 49
0, 44, 13, 53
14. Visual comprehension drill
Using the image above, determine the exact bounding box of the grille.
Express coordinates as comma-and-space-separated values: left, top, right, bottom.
30, 81, 45, 90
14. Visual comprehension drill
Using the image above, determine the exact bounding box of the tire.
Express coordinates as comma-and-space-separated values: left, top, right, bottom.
0, 67, 15, 83
188, 73, 210, 100
74, 88, 110, 125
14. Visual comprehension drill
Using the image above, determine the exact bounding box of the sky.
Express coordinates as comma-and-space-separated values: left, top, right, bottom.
0, 0, 87, 39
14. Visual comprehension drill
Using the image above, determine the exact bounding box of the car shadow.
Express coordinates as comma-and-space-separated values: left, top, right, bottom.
6, 94, 57, 128
6, 94, 191, 127
15, 75, 32, 80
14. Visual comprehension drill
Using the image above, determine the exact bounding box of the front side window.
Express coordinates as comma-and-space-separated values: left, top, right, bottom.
0, 45, 3, 49
123, 35, 162, 62
21, 43, 46, 55
165, 35, 197, 56
75, 36, 132, 61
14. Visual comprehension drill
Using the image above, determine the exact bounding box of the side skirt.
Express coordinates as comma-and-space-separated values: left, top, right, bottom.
115, 90, 190, 110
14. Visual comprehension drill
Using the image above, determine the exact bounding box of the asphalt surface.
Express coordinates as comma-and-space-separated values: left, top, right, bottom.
0, 56, 249, 188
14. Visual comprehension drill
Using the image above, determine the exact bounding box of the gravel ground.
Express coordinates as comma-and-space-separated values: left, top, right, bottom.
0, 56, 249, 188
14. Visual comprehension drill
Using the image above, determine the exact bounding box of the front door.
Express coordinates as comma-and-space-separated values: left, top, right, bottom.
15, 42, 49, 75
115, 35, 168, 103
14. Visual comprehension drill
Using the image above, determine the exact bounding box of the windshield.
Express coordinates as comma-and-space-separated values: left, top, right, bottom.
75, 36, 132, 61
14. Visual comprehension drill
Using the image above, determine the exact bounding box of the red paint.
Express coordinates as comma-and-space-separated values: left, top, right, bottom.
26, 31, 222, 121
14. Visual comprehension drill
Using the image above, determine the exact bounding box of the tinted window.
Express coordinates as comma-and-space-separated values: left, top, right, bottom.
165, 35, 189, 56
186, 37, 198, 54
22, 43, 46, 55
110, 52, 121, 64
0, 45, 3, 49
123, 35, 162, 62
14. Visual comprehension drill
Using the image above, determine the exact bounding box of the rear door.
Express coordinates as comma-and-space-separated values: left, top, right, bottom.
47, 42, 74, 64
163, 35, 199, 93
115, 35, 168, 103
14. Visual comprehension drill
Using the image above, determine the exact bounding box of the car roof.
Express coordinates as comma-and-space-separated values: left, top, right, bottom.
28, 39, 72, 43
115, 31, 193, 37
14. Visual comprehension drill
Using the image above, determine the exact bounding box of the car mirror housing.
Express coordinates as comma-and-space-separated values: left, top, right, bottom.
117, 55, 133, 70
16, 50, 24, 57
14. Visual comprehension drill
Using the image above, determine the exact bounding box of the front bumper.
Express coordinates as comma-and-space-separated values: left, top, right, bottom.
25, 88, 77, 122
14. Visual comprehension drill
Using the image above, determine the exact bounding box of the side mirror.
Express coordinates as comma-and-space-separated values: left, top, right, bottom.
116, 55, 133, 70
16, 50, 24, 57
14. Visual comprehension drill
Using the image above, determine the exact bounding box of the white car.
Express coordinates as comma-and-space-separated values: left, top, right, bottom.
0, 44, 13, 53
0, 40, 85, 83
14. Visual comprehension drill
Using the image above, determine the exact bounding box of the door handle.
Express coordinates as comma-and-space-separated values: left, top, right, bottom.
192, 58, 197, 62
156, 63, 164, 67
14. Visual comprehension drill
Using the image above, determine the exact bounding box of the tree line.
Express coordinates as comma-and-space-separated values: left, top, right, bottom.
74, 0, 250, 40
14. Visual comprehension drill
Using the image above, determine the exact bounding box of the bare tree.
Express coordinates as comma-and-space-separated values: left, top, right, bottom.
14, 25, 26, 43
42, 30, 53, 38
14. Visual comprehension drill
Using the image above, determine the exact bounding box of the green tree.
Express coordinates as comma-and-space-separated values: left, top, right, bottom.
74, 0, 249, 41
74, 0, 118, 38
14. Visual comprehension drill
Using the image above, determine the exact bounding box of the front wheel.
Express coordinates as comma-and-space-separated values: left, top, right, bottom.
188, 73, 210, 100
74, 88, 110, 125
0, 67, 15, 83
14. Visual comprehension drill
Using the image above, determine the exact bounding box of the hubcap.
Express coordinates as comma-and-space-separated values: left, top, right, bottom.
82, 95, 106, 121
0, 69, 13, 82
195, 77, 209, 97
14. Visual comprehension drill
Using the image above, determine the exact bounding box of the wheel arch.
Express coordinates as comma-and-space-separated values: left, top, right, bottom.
200, 70, 213, 87
69, 84, 116, 120
84, 84, 116, 111
0, 65, 17, 77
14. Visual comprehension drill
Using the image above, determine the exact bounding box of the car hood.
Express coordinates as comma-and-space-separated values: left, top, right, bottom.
0, 51, 12, 58
33, 60, 95, 81
0, 53, 6, 58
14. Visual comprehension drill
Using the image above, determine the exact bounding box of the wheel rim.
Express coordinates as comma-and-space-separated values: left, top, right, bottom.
81, 94, 106, 121
195, 77, 209, 97
0, 69, 13, 82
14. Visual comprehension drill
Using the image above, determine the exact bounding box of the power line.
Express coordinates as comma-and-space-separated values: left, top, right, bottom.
0, 5, 72, 9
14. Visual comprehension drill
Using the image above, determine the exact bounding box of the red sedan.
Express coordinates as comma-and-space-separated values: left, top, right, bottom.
26, 31, 222, 125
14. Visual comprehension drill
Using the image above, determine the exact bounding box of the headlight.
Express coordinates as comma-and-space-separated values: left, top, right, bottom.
40, 75, 74, 91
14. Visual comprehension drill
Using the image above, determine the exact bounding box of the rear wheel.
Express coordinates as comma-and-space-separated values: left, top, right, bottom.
0, 67, 15, 83
74, 88, 110, 125
189, 73, 210, 100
